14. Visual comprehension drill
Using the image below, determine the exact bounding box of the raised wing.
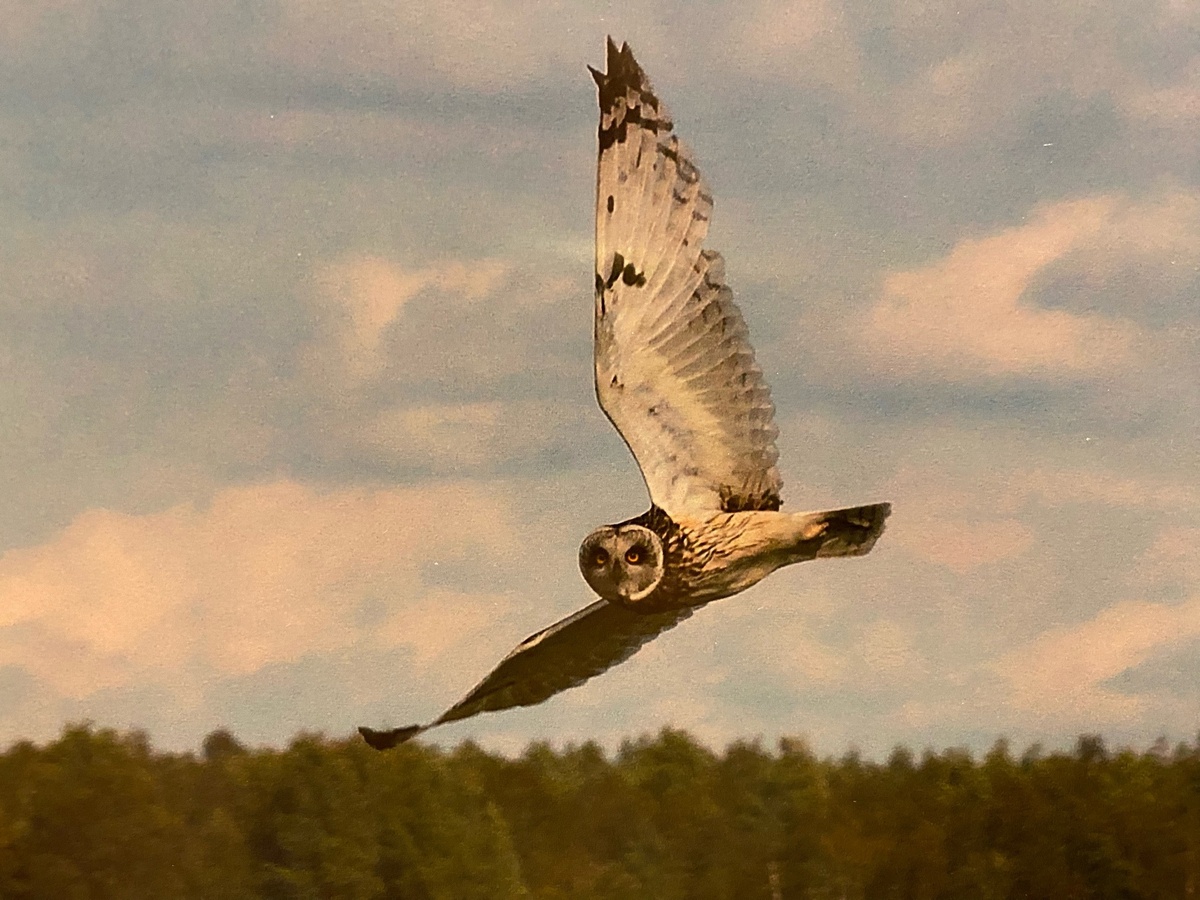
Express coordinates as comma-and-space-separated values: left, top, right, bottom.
591, 39, 782, 518
359, 600, 694, 749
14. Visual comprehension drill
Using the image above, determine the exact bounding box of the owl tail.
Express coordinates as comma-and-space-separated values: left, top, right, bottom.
792, 502, 891, 559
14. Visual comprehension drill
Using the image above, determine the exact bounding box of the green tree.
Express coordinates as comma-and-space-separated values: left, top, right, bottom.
0, 725, 189, 899
239, 734, 383, 899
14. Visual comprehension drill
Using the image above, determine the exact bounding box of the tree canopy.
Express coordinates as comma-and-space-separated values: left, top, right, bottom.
0, 725, 1196, 898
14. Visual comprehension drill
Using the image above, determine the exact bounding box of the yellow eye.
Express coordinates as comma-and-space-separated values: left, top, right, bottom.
592, 549, 609, 567
625, 547, 642, 564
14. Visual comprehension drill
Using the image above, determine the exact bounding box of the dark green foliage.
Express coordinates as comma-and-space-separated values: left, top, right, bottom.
0, 725, 1198, 898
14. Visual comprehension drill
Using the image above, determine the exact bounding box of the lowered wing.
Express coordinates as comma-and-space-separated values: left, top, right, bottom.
359, 599, 694, 749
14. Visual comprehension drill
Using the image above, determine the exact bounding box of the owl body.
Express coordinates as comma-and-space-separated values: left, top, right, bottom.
585, 502, 890, 613
359, 40, 892, 752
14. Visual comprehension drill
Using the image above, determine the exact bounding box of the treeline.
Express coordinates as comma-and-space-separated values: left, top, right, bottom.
0, 726, 1198, 898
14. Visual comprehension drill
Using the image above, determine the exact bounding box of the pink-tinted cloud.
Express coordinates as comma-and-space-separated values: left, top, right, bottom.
312, 254, 510, 383
995, 595, 1200, 724
733, 0, 862, 90
878, 465, 1035, 573
857, 190, 1200, 382
861, 197, 1139, 379
734, 0, 1200, 150
264, 0, 567, 92
859, 618, 929, 680
0, 480, 521, 724
1134, 527, 1200, 585
894, 514, 1033, 575
1011, 467, 1200, 513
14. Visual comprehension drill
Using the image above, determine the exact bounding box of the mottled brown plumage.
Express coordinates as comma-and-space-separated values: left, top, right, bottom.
358, 39, 891, 750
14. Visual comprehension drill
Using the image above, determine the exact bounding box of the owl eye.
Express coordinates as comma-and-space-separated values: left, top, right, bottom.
625, 547, 643, 564
592, 548, 610, 567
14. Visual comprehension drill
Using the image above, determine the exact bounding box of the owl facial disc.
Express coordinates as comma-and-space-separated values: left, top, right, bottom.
578, 524, 664, 606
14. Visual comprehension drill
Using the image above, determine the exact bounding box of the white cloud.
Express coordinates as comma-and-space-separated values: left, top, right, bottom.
0, 479, 522, 740
860, 619, 928, 680
313, 254, 511, 383
893, 513, 1033, 575
263, 0, 577, 91
363, 402, 505, 468
377, 588, 512, 672
995, 595, 1200, 725
732, 0, 861, 90
1135, 527, 1200, 584
1010, 467, 1200, 513
860, 197, 1140, 379
854, 191, 1200, 382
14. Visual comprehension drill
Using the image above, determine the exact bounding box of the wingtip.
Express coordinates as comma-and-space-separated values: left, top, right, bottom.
591, 37, 645, 91
606, 34, 620, 59
358, 724, 424, 750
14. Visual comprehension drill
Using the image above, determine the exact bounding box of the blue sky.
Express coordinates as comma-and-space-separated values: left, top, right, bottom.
0, 0, 1197, 757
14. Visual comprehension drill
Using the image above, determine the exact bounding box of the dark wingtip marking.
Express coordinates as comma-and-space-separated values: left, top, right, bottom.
607, 195, 614, 213
593, 40, 668, 152
621, 262, 647, 287
358, 724, 423, 750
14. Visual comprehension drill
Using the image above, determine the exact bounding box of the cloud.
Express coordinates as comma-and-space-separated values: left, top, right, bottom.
312, 254, 511, 383
376, 588, 511, 671
869, 460, 1037, 575
995, 595, 1200, 725
860, 197, 1140, 379
733, 0, 861, 90
894, 513, 1033, 575
1011, 467, 1200, 513
1124, 62, 1200, 128
290, 252, 597, 478
319, 255, 434, 354
362, 402, 506, 468
859, 618, 929, 680
731, 0, 1200, 150
262, 0, 580, 92
0, 0, 1196, 759
0, 479, 522, 740
737, 610, 850, 686
1136, 527, 1200, 584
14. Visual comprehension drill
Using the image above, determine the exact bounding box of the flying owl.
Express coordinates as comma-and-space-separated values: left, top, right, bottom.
359, 38, 890, 750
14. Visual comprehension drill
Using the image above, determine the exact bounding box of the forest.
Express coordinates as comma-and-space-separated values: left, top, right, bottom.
0, 724, 1197, 899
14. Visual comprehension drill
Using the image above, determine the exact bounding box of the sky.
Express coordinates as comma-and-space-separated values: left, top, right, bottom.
0, 0, 1197, 759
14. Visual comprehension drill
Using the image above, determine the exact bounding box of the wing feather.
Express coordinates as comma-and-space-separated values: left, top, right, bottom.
591, 39, 782, 517
358, 600, 693, 749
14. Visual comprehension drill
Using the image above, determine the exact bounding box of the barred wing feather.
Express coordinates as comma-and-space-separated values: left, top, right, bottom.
591, 39, 782, 517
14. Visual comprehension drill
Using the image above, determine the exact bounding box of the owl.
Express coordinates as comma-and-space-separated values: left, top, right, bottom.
359, 38, 890, 750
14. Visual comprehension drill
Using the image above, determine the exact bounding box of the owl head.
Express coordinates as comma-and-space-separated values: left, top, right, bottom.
578, 524, 664, 605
